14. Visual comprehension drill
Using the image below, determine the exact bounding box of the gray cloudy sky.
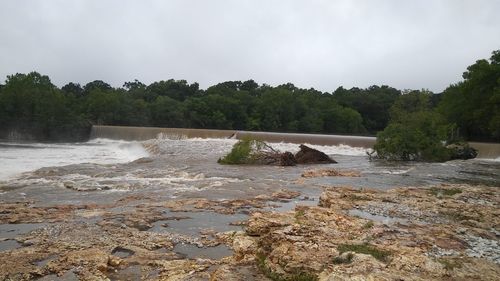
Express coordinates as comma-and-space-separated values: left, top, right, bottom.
1, 0, 499, 92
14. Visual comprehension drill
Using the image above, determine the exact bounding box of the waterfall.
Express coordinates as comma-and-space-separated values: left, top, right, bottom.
90, 125, 236, 141
90, 125, 500, 159
469, 142, 500, 159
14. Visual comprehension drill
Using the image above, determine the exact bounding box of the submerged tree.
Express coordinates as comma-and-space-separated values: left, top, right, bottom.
374, 88, 480, 162
374, 91, 455, 161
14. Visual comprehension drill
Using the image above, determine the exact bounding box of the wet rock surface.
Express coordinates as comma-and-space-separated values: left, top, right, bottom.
0, 188, 302, 280
1, 183, 498, 280
301, 168, 360, 178
234, 184, 500, 281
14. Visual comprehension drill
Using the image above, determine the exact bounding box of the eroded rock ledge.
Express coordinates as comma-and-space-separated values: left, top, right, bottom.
1, 184, 499, 280
219, 184, 499, 281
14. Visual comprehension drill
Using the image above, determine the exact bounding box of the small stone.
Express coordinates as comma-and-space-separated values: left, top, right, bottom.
108, 256, 121, 267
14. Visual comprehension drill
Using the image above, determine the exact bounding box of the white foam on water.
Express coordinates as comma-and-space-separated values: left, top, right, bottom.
0, 139, 149, 181
380, 168, 414, 175
476, 156, 500, 162
3, 165, 247, 192
1, 136, 368, 183
148, 137, 368, 157
271, 142, 368, 156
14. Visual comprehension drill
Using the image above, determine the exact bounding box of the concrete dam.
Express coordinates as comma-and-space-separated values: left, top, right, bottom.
90, 125, 500, 159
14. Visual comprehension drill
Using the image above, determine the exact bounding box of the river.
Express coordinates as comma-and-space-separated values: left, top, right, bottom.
0, 131, 499, 279
1, 134, 499, 204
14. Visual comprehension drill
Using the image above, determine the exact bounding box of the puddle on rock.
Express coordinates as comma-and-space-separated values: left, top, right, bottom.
35, 255, 58, 267
0, 239, 22, 251
348, 209, 409, 225
174, 243, 232, 260
111, 246, 135, 258
267, 198, 318, 212
37, 270, 79, 281
108, 265, 142, 281
150, 210, 246, 236
0, 223, 49, 239
154, 247, 168, 253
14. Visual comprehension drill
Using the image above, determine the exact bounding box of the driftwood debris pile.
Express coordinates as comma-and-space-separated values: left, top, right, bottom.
218, 138, 337, 166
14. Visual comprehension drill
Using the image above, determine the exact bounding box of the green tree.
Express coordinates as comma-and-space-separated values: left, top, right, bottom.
374, 92, 453, 161
333, 85, 401, 133
439, 50, 500, 140
149, 96, 184, 127
0, 72, 89, 140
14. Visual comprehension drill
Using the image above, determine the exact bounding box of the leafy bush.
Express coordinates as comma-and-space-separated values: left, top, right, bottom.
217, 137, 266, 164
374, 100, 454, 162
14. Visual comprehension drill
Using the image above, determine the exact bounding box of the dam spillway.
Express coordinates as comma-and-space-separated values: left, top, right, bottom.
90, 125, 500, 159
89, 125, 377, 148
89, 125, 236, 141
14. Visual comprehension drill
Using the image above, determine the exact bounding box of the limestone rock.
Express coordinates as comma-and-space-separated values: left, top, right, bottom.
245, 212, 294, 236
232, 235, 258, 261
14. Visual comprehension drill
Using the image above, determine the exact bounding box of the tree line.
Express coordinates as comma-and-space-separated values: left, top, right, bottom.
0, 50, 498, 143
374, 50, 499, 161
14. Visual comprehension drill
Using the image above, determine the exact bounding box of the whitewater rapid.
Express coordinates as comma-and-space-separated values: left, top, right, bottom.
0, 139, 149, 181
1, 137, 498, 200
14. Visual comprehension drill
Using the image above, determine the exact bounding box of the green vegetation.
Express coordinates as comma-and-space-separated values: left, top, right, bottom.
363, 221, 375, 229
0, 50, 498, 144
333, 85, 400, 133
439, 50, 500, 140
337, 243, 390, 262
0, 76, 370, 141
0, 72, 90, 141
429, 187, 462, 197
374, 50, 499, 161
295, 209, 305, 218
438, 258, 463, 271
374, 91, 455, 161
256, 253, 318, 281
441, 210, 473, 222
294, 209, 306, 224
347, 194, 372, 201
217, 137, 267, 164
332, 252, 354, 264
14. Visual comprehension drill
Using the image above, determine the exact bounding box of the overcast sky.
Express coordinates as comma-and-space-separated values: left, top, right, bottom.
1, 0, 499, 92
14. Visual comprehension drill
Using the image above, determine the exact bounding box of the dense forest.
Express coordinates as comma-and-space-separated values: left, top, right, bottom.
0, 50, 498, 143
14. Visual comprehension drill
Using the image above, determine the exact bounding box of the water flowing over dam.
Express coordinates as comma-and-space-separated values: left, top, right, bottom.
90, 125, 376, 147
90, 125, 500, 159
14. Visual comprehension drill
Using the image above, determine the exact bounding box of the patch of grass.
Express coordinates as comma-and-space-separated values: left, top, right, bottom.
346, 194, 372, 201
332, 252, 354, 264
337, 243, 390, 262
256, 253, 318, 281
363, 221, 374, 229
429, 187, 462, 197
437, 258, 463, 271
294, 209, 306, 224
441, 210, 472, 222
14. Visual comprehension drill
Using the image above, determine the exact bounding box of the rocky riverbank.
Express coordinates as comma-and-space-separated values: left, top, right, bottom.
220, 183, 499, 280
0, 169, 498, 280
